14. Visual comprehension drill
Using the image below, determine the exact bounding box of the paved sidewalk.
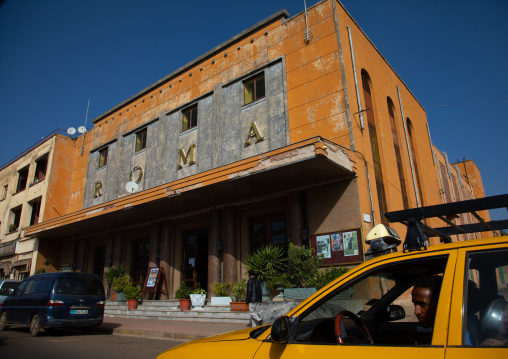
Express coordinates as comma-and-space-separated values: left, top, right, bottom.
100, 317, 249, 341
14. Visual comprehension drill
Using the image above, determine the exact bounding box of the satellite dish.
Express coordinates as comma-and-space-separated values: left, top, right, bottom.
67, 127, 76, 135
77, 126, 87, 134
125, 181, 138, 194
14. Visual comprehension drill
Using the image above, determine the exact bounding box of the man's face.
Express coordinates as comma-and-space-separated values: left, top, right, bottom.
411, 286, 437, 328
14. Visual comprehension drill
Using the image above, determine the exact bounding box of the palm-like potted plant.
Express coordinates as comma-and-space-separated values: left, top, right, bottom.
190, 286, 207, 310
175, 282, 192, 311
244, 245, 285, 301
124, 283, 143, 310
230, 279, 248, 311
104, 263, 126, 300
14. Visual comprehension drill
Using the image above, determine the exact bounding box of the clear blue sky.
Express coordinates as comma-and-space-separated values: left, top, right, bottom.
1, 0, 507, 220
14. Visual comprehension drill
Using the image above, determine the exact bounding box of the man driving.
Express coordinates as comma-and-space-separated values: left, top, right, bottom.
411, 275, 443, 329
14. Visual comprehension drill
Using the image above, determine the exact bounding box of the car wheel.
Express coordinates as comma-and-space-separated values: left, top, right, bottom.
0, 312, 8, 331
30, 314, 41, 337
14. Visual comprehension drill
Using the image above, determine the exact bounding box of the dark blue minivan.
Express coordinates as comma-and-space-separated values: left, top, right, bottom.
0, 272, 105, 336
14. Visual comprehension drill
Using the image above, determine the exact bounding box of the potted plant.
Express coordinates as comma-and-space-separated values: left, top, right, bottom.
113, 276, 129, 302
175, 282, 192, 311
210, 281, 233, 306
190, 287, 207, 310
282, 243, 323, 300
230, 279, 248, 311
104, 263, 126, 300
244, 245, 286, 301
124, 282, 143, 310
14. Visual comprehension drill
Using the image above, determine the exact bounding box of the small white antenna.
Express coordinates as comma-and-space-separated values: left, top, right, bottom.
304, 0, 313, 43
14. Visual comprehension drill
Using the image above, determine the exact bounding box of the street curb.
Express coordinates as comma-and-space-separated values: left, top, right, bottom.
112, 328, 205, 341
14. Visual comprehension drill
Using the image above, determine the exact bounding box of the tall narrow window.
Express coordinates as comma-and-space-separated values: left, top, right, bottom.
9, 206, 22, 232
29, 197, 42, 225
135, 128, 147, 153
388, 98, 409, 210
250, 214, 287, 253
1, 185, 7, 201
244, 72, 265, 105
16, 166, 29, 193
34, 155, 48, 183
439, 162, 452, 203
182, 104, 198, 132
98, 147, 108, 168
407, 119, 424, 206
362, 71, 387, 223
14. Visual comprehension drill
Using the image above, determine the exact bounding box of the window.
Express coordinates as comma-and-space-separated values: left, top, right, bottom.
9, 206, 22, 232
98, 147, 108, 168
16, 166, 29, 193
439, 162, 453, 203
33, 155, 48, 184
135, 128, 147, 152
388, 98, 409, 210
244, 72, 265, 105
182, 104, 198, 132
1, 185, 7, 201
293, 256, 448, 346
250, 214, 287, 253
362, 71, 387, 223
463, 249, 508, 346
407, 119, 424, 206
29, 197, 42, 225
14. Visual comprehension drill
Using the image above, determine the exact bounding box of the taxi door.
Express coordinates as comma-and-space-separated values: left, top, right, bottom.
445, 243, 508, 359
253, 251, 457, 359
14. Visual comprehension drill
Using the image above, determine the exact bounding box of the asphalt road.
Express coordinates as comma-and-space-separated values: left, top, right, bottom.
0, 325, 182, 359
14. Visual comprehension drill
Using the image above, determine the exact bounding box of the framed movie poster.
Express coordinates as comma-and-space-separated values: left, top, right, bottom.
310, 228, 363, 265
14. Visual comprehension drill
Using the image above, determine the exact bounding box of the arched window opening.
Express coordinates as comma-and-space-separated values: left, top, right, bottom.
407, 119, 424, 206
362, 71, 387, 223
388, 98, 409, 210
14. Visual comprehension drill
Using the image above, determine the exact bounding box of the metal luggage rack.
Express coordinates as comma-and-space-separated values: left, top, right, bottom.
384, 194, 508, 252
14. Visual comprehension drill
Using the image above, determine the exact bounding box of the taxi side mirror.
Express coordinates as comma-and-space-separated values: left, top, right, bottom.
271, 316, 290, 343
386, 305, 405, 321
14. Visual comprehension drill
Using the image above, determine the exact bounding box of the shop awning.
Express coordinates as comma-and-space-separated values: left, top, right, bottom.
12, 259, 31, 271
25, 137, 356, 240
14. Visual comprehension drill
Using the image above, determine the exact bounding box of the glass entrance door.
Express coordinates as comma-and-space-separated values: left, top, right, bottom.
183, 228, 208, 290
132, 238, 150, 286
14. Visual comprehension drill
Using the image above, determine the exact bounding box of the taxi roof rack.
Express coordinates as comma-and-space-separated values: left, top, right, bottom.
384, 194, 508, 252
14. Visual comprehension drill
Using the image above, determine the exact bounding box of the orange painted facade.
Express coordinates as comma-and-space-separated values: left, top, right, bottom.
14, 1, 491, 296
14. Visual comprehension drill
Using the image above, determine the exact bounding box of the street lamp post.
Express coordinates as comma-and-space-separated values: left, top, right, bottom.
216, 240, 224, 283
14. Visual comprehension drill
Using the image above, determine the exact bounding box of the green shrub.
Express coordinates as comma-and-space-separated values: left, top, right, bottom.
284, 243, 324, 288
192, 287, 206, 295
105, 263, 126, 286
124, 283, 142, 300
244, 245, 286, 282
231, 279, 247, 302
211, 281, 233, 296
113, 276, 129, 293
308, 266, 349, 289
175, 282, 192, 299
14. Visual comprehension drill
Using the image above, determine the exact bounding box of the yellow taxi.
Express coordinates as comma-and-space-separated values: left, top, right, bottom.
157, 196, 508, 359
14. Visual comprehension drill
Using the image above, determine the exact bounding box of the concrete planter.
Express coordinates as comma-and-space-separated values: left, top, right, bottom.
116, 291, 127, 302
283, 287, 317, 300
211, 296, 233, 306
190, 294, 206, 310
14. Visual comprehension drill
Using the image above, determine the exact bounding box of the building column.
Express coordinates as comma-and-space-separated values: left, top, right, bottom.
222, 206, 238, 283
112, 231, 125, 266
208, 209, 220, 294
160, 220, 173, 299
103, 233, 115, 297
74, 238, 87, 272
288, 191, 306, 247
148, 222, 161, 269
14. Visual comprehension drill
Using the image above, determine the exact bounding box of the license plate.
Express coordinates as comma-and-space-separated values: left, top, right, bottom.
70, 309, 88, 315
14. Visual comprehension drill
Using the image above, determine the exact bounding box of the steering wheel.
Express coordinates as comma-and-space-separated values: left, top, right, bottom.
334, 310, 374, 345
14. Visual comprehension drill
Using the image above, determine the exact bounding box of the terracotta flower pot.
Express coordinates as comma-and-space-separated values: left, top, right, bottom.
230, 302, 249, 311
179, 299, 191, 311
127, 299, 138, 310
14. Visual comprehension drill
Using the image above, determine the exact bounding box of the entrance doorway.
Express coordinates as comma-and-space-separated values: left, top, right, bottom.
132, 238, 150, 286
182, 228, 208, 290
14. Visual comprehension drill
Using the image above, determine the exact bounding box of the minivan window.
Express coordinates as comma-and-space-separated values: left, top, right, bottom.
0, 282, 19, 295
55, 277, 104, 295
37, 278, 52, 293
15, 281, 27, 296
24, 280, 39, 295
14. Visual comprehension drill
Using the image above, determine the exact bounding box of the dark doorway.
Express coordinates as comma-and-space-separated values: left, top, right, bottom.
92, 245, 106, 279
132, 238, 150, 286
182, 228, 208, 290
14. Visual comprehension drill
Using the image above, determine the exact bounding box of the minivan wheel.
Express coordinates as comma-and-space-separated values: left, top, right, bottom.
0, 312, 8, 331
30, 314, 41, 337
